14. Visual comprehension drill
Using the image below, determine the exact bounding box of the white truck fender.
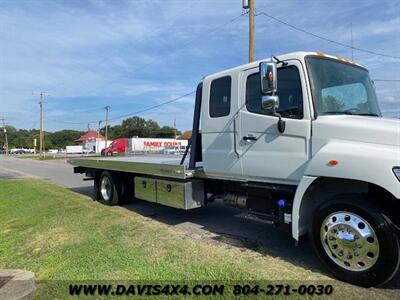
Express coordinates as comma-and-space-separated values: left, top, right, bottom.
291, 141, 400, 240
292, 175, 317, 240
305, 141, 400, 199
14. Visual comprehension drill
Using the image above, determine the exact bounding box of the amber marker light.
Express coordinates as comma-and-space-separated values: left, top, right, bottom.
328, 160, 339, 167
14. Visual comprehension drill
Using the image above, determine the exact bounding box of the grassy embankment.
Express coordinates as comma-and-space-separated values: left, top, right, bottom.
0, 179, 389, 299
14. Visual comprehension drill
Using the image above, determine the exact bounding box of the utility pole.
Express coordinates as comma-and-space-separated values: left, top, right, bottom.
97, 120, 102, 153
39, 92, 45, 159
33, 91, 47, 159
0, 118, 8, 156
173, 118, 177, 139
88, 123, 90, 132
248, 0, 255, 63
98, 121, 102, 137
104, 106, 111, 146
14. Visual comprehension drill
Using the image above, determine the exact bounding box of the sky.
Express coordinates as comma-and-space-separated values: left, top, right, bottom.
0, 0, 399, 132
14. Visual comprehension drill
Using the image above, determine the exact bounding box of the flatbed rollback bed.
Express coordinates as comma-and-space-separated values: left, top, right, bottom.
70, 154, 207, 210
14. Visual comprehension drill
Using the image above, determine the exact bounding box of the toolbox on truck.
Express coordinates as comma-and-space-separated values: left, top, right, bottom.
135, 177, 205, 210
134, 177, 157, 203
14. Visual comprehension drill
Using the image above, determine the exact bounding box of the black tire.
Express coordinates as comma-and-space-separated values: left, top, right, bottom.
310, 194, 400, 287
97, 171, 121, 205
93, 173, 101, 201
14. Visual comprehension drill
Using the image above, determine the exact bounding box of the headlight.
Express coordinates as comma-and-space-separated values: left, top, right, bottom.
393, 167, 400, 182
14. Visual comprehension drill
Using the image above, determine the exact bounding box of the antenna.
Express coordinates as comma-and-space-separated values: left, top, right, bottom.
351, 22, 354, 61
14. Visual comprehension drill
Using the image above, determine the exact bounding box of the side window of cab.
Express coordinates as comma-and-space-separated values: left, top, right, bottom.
246, 66, 303, 119
209, 76, 232, 118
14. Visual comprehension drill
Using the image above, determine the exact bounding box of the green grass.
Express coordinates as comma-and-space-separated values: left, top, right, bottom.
0, 179, 390, 299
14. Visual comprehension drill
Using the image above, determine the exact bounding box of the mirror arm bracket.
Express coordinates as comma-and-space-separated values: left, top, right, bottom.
272, 107, 286, 133
272, 56, 288, 66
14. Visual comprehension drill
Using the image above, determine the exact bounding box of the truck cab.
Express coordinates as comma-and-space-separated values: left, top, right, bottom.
200, 52, 397, 186
199, 51, 399, 205
195, 51, 400, 286
101, 138, 128, 156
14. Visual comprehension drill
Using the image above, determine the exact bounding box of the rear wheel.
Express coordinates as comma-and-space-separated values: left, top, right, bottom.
97, 171, 121, 205
310, 194, 400, 287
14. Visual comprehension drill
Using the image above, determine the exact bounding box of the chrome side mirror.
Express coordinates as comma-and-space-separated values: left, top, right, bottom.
260, 61, 286, 134
261, 95, 279, 111
260, 62, 277, 95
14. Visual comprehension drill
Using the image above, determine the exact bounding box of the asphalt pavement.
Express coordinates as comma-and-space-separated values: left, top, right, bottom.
0, 156, 89, 189
0, 156, 399, 293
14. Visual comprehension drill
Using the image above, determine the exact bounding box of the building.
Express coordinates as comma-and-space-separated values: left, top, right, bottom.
75, 130, 104, 145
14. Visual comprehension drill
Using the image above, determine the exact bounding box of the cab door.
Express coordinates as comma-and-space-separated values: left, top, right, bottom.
201, 73, 243, 178
239, 60, 311, 184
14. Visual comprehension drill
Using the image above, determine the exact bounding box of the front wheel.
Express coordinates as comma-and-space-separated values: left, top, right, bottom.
310, 194, 400, 287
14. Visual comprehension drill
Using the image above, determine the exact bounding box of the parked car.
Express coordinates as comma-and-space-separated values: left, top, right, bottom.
10, 148, 25, 154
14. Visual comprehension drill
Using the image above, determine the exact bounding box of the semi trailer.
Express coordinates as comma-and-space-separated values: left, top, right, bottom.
101, 137, 188, 156
69, 51, 400, 287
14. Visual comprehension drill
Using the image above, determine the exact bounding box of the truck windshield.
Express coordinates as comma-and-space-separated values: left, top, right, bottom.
306, 57, 381, 117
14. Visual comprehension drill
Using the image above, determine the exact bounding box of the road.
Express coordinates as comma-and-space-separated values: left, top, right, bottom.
0, 156, 88, 188
0, 156, 399, 293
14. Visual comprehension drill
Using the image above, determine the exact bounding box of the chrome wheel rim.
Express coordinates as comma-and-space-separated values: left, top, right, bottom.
100, 176, 112, 201
320, 211, 379, 272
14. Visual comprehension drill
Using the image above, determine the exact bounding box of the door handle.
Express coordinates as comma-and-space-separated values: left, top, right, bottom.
243, 135, 257, 141
233, 114, 239, 157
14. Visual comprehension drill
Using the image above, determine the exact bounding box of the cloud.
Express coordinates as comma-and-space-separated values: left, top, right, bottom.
0, 0, 399, 132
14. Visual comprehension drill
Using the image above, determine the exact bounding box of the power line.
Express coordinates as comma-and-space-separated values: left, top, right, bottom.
256, 11, 400, 60
42, 12, 247, 126
43, 107, 105, 124
49, 2, 196, 92
71, 107, 105, 114
108, 91, 196, 122
44, 118, 100, 125
45, 90, 196, 126
373, 79, 400, 82
79, 11, 248, 98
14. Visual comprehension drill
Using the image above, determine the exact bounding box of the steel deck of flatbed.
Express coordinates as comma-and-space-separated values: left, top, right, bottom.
69, 155, 195, 179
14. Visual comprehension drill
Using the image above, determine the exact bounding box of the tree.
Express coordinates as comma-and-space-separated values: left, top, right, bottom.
2, 115, 180, 149
156, 126, 179, 138
108, 116, 178, 139
144, 119, 160, 137
121, 116, 147, 137
108, 125, 123, 140
50, 130, 84, 149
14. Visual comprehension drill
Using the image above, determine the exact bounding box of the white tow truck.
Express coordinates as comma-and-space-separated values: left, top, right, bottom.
70, 51, 400, 287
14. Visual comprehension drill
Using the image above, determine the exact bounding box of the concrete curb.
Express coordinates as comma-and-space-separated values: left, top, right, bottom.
0, 270, 36, 300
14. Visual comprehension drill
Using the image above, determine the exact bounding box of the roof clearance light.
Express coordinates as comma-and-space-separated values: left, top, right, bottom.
393, 167, 400, 182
